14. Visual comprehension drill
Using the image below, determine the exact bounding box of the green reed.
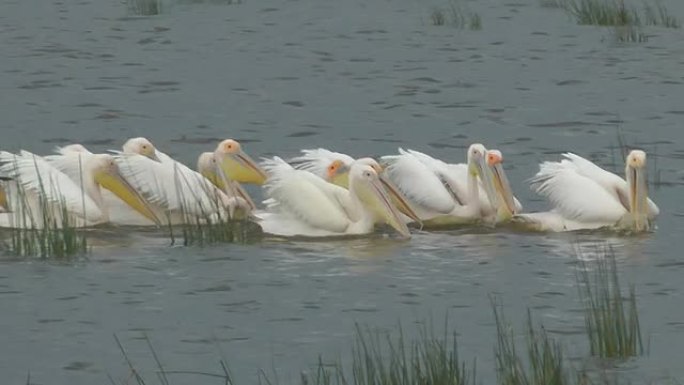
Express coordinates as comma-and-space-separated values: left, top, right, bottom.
3, 157, 88, 259
643, 0, 680, 28
563, 0, 640, 26
431, 0, 483, 30
549, 0, 679, 29
576, 249, 643, 358
611, 25, 647, 42
127, 0, 162, 16
299, 321, 475, 385
493, 299, 573, 385
166, 169, 259, 247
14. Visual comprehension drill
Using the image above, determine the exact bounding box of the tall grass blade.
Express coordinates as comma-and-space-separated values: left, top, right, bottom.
576, 246, 643, 358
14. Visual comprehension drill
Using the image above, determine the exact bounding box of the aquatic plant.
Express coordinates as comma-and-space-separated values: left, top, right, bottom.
431, 8, 448, 26
2, 158, 88, 259
113, 334, 235, 385
643, 1, 680, 28
611, 25, 647, 43
549, 0, 679, 29
576, 248, 643, 358
539, 0, 564, 8
430, 0, 483, 30
299, 322, 475, 385
127, 0, 162, 16
492, 299, 573, 385
562, 0, 640, 26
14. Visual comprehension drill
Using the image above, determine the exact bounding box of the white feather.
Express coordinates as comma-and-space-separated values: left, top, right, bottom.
380, 149, 456, 214
0, 151, 102, 225
114, 153, 233, 218
288, 148, 355, 179
262, 157, 356, 233
559, 153, 658, 218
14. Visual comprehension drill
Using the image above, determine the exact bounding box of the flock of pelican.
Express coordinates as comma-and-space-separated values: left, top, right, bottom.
0, 138, 659, 238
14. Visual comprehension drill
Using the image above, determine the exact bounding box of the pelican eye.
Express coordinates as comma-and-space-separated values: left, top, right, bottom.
142, 145, 148, 149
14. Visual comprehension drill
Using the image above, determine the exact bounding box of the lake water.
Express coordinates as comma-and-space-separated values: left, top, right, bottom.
1, 0, 684, 383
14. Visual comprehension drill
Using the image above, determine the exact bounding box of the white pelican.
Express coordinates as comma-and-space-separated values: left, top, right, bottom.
289, 149, 422, 224
196, 151, 256, 211
380, 144, 514, 226
0, 151, 160, 228
511, 150, 659, 232
257, 157, 410, 238
112, 138, 264, 224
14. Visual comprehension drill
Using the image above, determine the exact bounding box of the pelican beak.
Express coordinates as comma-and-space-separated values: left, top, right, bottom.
629, 166, 648, 231
216, 149, 268, 185
216, 163, 257, 210
378, 173, 422, 227
359, 176, 411, 238
489, 162, 517, 218
0, 183, 7, 212
95, 170, 161, 226
149, 151, 161, 163
200, 165, 224, 190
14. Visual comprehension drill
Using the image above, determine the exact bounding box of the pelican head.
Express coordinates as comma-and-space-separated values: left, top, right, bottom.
326, 159, 351, 187
485, 149, 518, 219
122, 137, 160, 162
354, 157, 422, 226
625, 149, 649, 231
349, 163, 411, 238
58, 144, 91, 155
467, 144, 487, 177
197, 152, 223, 189
90, 154, 161, 225
214, 139, 267, 185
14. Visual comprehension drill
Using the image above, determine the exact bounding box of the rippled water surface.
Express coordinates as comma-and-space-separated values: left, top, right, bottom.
2, 0, 684, 383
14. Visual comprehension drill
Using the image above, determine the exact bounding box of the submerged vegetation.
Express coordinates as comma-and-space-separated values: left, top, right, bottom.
431, 0, 482, 30
109, 247, 656, 385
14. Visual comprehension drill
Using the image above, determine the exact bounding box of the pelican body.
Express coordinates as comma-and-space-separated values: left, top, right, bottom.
379, 144, 519, 227
512, 151, 658, 232
112, 138, 266, 224
257, 157, 410, 238
0, 151, 160, 228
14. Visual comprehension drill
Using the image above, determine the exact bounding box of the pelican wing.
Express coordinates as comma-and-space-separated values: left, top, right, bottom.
0, 151, 101, 222
530, 162, 626, 223
380, 150, 456, 214
562, 153, 658, 218
115, 153, 229, 216
155, 150, 177, 165
289, 148, 355, 179
43, 153, 92, 186
262, 157, 353, 232
54, 144, 93, 156
404, 149, 471, 204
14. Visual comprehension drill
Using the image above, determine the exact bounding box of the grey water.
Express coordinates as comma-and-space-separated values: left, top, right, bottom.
1, 0, 684, 383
